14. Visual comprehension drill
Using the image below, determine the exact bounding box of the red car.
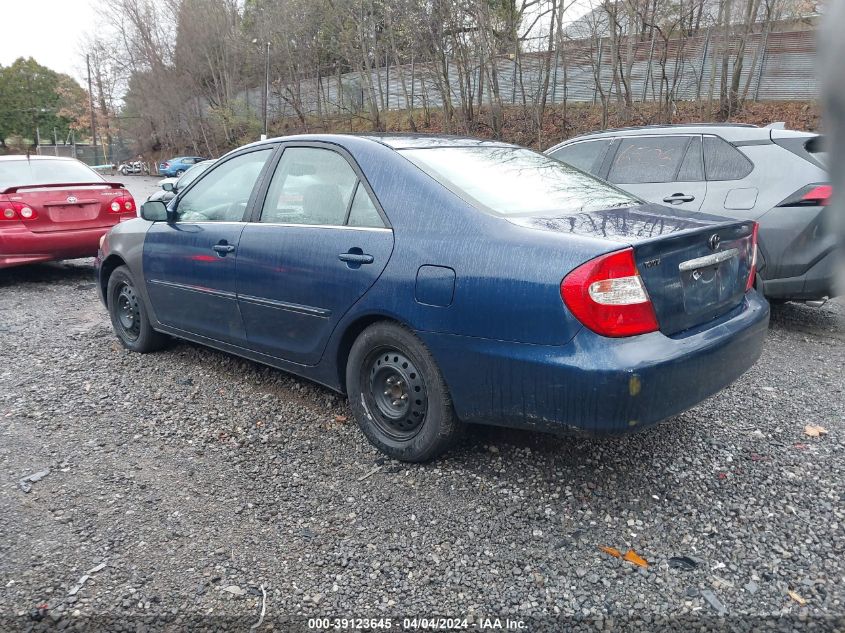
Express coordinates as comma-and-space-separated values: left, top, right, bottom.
0, 155, 137, 269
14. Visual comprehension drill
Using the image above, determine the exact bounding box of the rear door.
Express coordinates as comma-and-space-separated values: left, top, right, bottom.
603, 135, 707, 211
143, 146, 275, 344
236, 144, 394, 364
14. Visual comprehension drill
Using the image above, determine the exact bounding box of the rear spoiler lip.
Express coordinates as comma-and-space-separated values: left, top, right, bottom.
2, 182, 125, 194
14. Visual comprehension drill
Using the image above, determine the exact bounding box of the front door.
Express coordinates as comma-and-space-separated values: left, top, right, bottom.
144, 147, 275, 344
236, 145, 394, 364
604, 135, 707, 212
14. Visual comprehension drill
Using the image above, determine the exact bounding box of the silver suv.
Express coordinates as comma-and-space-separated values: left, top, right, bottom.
546, 124, 834, 302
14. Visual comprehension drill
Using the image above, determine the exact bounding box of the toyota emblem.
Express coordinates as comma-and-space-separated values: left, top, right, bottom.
708, 234, 721, 251
66, 196, 78, 204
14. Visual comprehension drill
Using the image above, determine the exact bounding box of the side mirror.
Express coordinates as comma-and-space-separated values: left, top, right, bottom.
162, 181, 174, 192
140, 200, 168, 222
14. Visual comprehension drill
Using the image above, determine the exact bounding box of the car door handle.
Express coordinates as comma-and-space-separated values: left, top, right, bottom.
663, 193, 695, 204
338, 253, 374, 264
212, 243, 236, 254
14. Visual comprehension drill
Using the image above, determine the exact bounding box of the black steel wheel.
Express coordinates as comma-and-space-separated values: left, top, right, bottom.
347, 322, 462, 462
365, 348, 428, 440
115, 282, 141, 342
107, 265, 167, 353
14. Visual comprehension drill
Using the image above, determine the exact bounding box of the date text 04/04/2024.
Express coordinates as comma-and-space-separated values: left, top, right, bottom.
307, 618, 527, 630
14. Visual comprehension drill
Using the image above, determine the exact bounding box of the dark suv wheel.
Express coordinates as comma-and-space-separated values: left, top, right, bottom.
346, 322, 462, 462
107, 265, 167, 353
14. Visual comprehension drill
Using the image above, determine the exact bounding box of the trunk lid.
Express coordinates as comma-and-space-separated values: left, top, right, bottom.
509, 203, 756, 335
2, 183, 131, 233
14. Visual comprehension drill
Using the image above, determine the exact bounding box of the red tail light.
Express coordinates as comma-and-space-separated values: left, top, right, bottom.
777, 183, 831, 207
745, 222, 759, 292
561, 248, 659, 337
108, 194, 136, 213
6, 202, 38, 220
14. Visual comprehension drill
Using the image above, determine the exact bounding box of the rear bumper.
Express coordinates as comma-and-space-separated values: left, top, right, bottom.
0, 225, 109, 268
419, 290, 769, 435
760, 249, 840, 300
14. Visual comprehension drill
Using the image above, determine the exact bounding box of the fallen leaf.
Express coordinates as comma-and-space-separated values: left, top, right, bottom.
221, 585, 247, 596
668, 556, 699, 571
623, 549, 649, 568
334, 415, 348, 423
599, 546, 621, 558
804, 425, 828, 438
788, 590, 807, 606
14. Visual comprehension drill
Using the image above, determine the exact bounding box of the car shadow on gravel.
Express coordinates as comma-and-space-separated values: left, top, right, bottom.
172, 336, 698, 478
769, 299, 844, 337
0, 258, 96, 289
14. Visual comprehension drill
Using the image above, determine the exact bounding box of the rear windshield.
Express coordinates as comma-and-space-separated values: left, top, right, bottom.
401, 146, 637, 216
0, 159, 104, 191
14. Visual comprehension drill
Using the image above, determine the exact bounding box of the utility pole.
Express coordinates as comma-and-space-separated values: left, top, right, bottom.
87, 54, 99, 165
262, 41, 270, 140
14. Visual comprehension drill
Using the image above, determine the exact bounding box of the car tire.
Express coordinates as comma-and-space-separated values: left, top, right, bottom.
175, 169, 185, 176
346, 322, 462, 462
107, 265, 167, 353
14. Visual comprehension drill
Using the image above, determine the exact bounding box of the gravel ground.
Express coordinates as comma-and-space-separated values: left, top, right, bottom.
119, 175, 163, 204
0, 250, 843, 631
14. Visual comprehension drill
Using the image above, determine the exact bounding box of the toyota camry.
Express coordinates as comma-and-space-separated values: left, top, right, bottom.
96, 134, 769, 461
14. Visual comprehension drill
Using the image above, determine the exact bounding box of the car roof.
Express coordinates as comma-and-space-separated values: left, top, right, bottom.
359, 134, 517, 149
238, 133, 518, 153
547, 123, 817, 150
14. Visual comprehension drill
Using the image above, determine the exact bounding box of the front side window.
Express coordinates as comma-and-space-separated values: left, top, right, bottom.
607, 136, 691, 184
260, 147, 359, 225
401, 146, 636, 216
549, 139, 612, 175
676, 136, 704, 182
175, 161, 212, 190
175, 148, 272, 222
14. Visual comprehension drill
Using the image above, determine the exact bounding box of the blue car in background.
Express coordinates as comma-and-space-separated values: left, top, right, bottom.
158, 155, 205, 177
96, 134, 769, 462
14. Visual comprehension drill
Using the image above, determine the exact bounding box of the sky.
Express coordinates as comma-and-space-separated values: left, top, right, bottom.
0, 0, 98, 83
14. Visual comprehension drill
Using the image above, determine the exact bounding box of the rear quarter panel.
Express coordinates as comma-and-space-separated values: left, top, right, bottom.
322, 139, 627, 349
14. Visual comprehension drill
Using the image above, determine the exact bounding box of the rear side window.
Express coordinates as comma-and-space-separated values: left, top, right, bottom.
607, 136, 691, 184
0, 159, 103, 190
703, 136, 753, 181
549, 139, 611, 175
347, 182, 385, 228
260, 147, 359, 226
677, 136, 704, 181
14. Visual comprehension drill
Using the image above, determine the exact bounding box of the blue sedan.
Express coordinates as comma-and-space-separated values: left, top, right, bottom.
96, 134, 769, 461
158, 156, 206, 177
